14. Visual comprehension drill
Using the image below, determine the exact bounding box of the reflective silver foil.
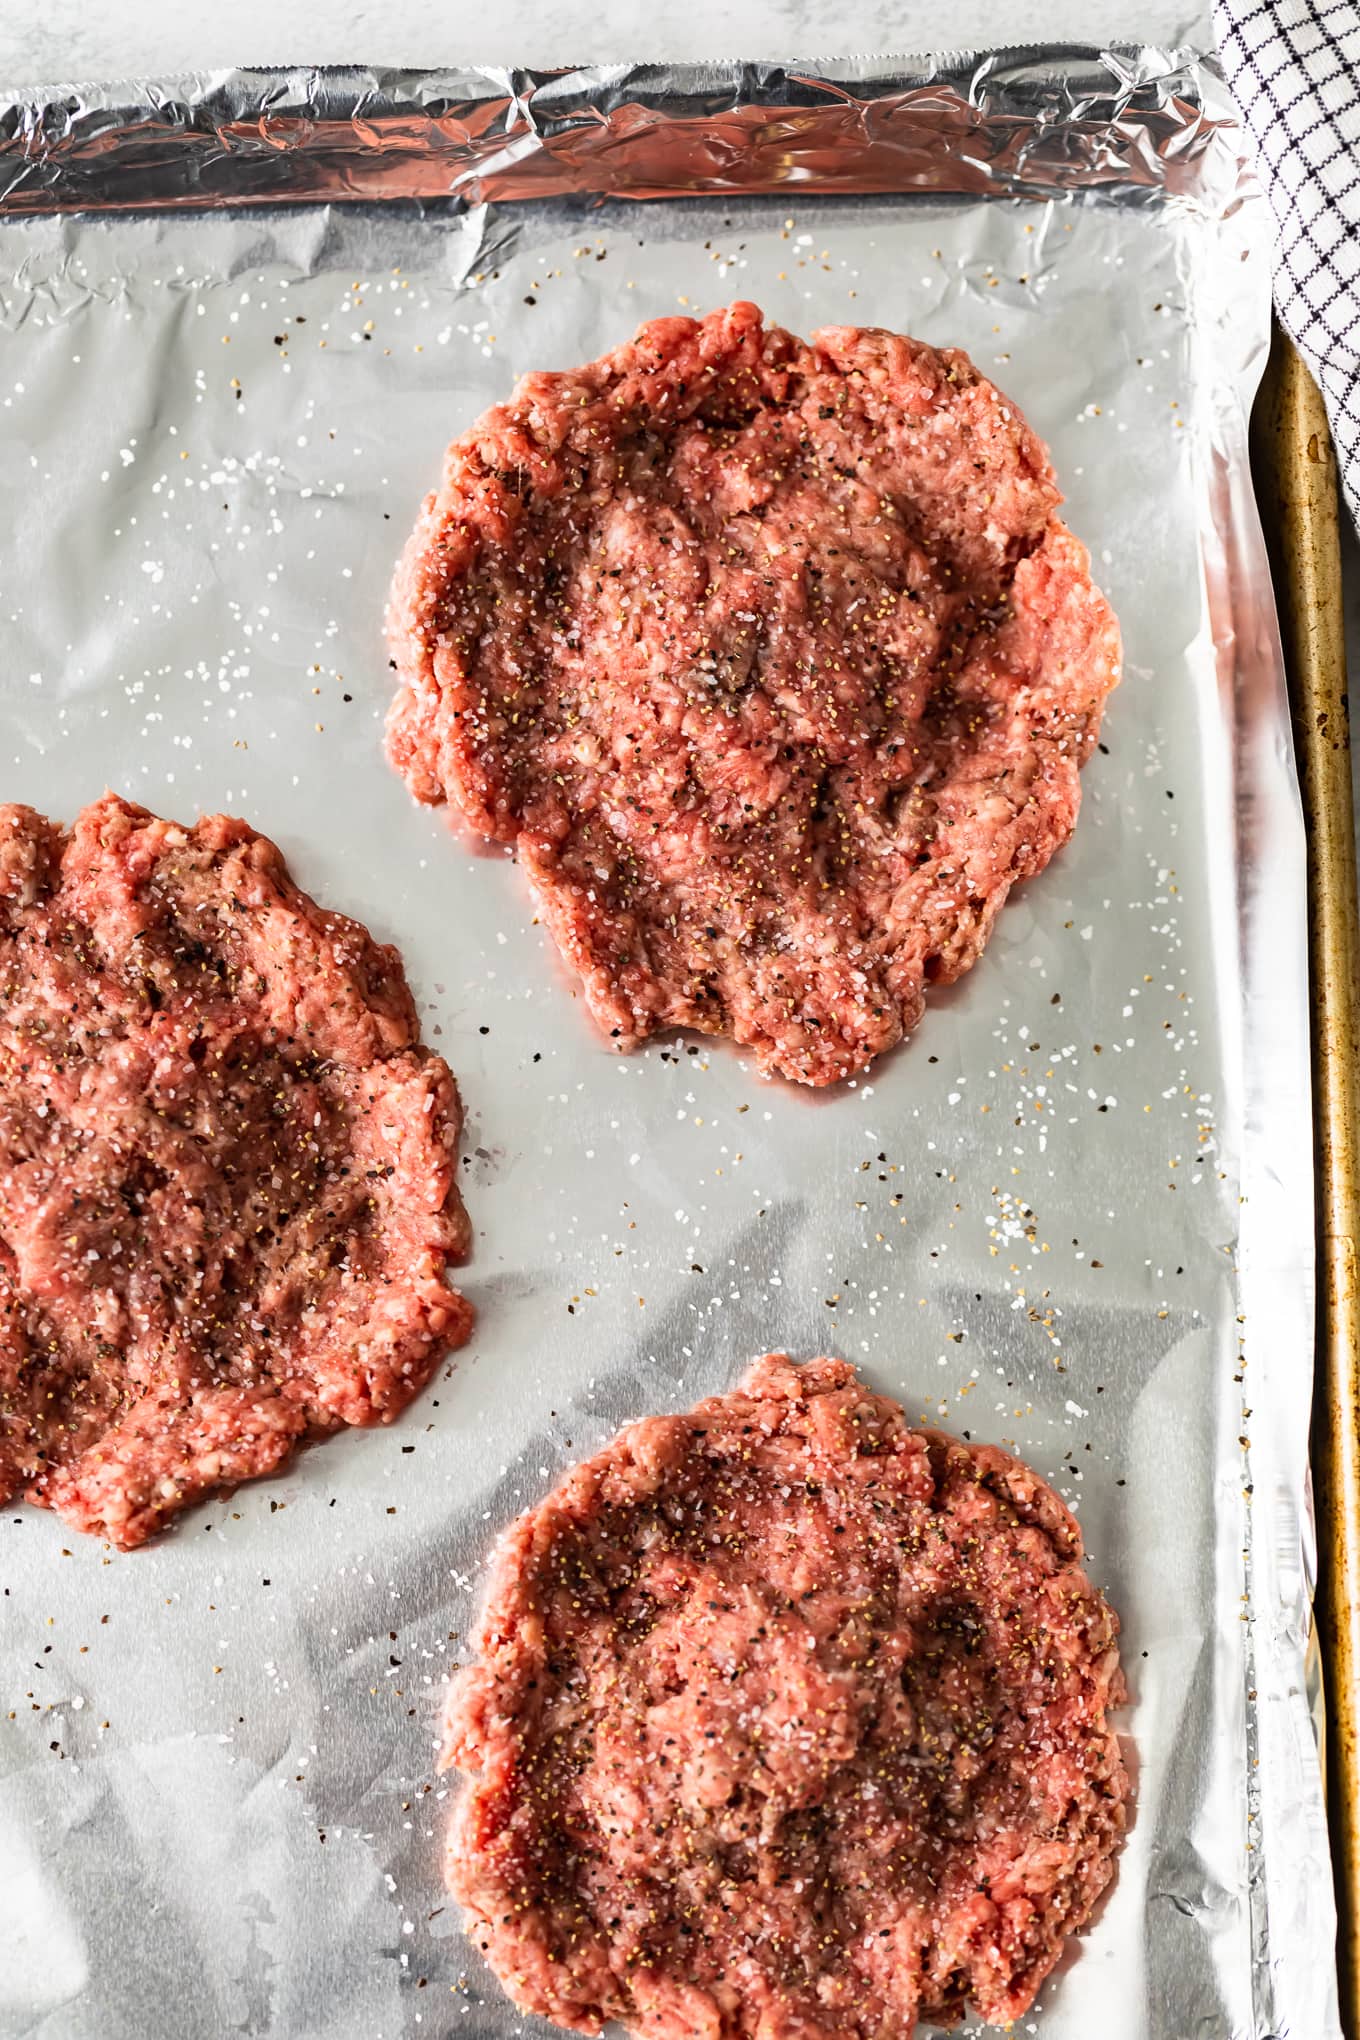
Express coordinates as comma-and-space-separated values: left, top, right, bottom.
0, 49, 1334, 2040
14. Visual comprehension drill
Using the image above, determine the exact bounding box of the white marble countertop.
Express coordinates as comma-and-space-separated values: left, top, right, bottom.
0, 3, 1209, 87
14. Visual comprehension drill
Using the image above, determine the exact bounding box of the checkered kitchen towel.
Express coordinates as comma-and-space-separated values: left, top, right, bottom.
1215, 0, 1360, 521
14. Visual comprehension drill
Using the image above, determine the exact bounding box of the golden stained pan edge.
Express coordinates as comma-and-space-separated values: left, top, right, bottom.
1254, 325, 1360, 2040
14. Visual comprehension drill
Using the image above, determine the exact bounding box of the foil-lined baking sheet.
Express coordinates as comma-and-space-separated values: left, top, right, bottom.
0, 49, 1334, 2040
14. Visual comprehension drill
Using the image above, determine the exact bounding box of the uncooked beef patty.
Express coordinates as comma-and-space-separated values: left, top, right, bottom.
389, 302, 1120, 1085
445, 1353, 1127, 2038
0, 793, 473, 1547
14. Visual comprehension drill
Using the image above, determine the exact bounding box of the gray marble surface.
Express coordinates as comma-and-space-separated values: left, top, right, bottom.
0, 3, 1210, 84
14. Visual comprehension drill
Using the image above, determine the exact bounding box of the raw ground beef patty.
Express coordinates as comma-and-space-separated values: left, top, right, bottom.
389, 301, 1120, 1085
446, 1354, 1128, 2039
0, 793, 473, 1548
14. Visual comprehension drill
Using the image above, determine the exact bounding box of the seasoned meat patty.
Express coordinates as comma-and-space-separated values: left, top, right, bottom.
0, 793, 473, 1547
446, 1353, 1128, 2039
389, 302, 1120, 1086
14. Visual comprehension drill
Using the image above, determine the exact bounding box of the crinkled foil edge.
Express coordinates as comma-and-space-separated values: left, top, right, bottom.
0, 47, 1237, 215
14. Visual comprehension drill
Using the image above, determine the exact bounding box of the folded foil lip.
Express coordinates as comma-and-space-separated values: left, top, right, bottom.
0, 50, 1240, 217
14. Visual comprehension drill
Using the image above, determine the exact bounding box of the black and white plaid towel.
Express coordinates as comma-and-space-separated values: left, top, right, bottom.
1215, 0, 1360, 521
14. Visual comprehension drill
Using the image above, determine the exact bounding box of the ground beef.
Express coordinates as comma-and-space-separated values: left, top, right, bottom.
445, 1353, 1128, 2039
0, 793, 474, 1548
389, 302, 1120, 1086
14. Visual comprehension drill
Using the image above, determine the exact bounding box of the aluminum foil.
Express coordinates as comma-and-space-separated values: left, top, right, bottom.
0, 49, 1333, 2040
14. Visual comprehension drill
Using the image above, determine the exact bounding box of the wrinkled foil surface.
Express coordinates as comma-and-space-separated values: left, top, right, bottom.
0, 50, 1335, 2040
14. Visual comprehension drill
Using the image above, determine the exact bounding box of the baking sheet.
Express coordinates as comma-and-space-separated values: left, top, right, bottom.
0, 51, 1333, 2040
